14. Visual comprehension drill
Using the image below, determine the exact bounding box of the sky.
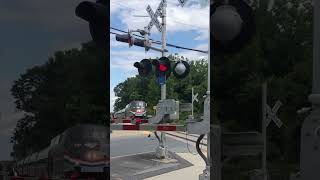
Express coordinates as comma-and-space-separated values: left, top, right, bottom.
0, 0, 209, 161
0, 0, 90, 161
110, 0, 209, 112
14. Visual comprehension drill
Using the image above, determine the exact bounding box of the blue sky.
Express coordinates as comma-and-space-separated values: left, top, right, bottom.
110, 0, 209, 111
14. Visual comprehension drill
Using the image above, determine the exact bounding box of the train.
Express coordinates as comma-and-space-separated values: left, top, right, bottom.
15, 124, 109, 180
113, 101, 147, 120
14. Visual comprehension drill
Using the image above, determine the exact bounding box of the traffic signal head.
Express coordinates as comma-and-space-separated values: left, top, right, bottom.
152, 57, 171, 78
211, 0, 255, 54
75, 1, 108, 49
173, 61, 190, 79
134, 59, 152, 76
115, 34, 145, 48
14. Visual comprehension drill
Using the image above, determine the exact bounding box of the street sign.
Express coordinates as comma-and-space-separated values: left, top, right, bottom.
146, 0, 165, 32
266, 100, 283, 128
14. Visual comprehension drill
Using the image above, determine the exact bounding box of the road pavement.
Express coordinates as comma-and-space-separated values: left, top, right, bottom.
110, 131, 207, 180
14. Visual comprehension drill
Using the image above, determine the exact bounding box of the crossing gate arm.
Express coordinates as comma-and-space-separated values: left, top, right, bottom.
111, 123, 186, 132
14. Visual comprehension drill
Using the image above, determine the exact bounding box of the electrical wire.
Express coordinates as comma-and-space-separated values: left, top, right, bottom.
110, 27, 208, 53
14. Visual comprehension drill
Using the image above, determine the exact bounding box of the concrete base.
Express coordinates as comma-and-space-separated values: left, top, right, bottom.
199, 170, 210, 180
111, 151, 193, 180
155, 146, 169, 159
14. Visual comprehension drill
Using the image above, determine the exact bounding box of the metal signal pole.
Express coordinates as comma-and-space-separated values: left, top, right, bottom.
300, 0, 320, 179
262, 82, 267, 180
158, 0, 168, 159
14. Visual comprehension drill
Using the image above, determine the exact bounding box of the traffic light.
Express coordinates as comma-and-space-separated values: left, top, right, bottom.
152, 57, 171, 79
115, 34, 145, 48
172, 61, 190, 79
75, 0, 108, 48
133, 59, 152, 76
211, 0, 255, 54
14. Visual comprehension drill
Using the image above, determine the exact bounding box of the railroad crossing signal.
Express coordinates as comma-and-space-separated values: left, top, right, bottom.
191, 87, 198, 117
134, 59, 153, 77
115, 34, 145, 48
152, 57, 171, 84
75, 0, 108, 48
192, 90, 199, 103
266, 100, 283, 128
146, 0, 165, 32
172, 61, 190, 79
211, 0, 255, 54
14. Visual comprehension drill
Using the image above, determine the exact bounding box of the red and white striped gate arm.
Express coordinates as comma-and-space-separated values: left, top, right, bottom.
111, 123, 186, 132
111, 119, 148, 124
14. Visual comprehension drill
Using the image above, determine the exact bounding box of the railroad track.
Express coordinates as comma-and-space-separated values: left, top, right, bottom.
164, 132, 207, 146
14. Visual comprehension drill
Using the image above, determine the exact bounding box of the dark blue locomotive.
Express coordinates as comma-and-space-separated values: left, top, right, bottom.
16, 124, 109, 179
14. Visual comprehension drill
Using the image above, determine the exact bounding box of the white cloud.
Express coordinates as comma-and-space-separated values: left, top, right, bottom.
110, 34, 129, 48
110, 0, 209, 94
177, 43, 208, 61
110, 0, 209, 39
111, 48, 158, 71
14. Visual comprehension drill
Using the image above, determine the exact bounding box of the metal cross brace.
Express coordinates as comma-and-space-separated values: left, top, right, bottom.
266, 100, 283, 128
146, 0, 165, 32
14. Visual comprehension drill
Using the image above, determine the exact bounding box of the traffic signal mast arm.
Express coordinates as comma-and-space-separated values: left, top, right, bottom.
115, 29, 168, 52
115, 34, 145, 48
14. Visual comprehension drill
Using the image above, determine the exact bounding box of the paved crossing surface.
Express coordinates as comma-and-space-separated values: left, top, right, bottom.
111, 131, 207, 179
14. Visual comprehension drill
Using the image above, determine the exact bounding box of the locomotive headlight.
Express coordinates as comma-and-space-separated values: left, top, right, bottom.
85, 150, 104, 161
86, 151, 98, 161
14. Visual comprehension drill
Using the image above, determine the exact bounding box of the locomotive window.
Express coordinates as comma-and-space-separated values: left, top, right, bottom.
83, 129, 107, 139
130, 101, 144, 108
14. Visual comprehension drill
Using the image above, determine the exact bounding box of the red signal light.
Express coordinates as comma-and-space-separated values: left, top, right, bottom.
159, 64, 167, 72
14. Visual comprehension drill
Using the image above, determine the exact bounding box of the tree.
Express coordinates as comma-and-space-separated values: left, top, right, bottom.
212, 0, 312, 177
113, 57, 208, 122
11, 42, 107, 159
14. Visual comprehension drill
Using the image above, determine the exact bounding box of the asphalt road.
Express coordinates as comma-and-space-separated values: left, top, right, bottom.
110, 132, 203, 179
110, 132, 198, 158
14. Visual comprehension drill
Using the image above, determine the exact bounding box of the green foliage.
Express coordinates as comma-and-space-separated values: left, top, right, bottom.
10, 42, 107, 159
113, 57, 208, 123
213, 0, 312, 177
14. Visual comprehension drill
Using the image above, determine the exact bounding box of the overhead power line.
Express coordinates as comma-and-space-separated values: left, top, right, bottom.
110, 27, 208, 54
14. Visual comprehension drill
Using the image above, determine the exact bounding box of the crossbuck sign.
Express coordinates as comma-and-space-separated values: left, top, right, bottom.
146, 0, 165, 32
266, 100, 283, 128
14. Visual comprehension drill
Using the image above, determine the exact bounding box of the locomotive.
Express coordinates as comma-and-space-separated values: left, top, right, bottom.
113, 101, 147, 120
15, 124, 109, 179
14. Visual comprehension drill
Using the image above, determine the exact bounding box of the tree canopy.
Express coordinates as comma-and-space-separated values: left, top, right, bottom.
10, 42, 107, 159
213, 0, 313, 178
113, 56, 208, 122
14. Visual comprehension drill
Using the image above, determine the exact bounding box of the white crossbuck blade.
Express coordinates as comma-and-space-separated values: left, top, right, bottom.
266, 100, 283, 128
146, 0, 165, 32
192, 93, 199, 102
